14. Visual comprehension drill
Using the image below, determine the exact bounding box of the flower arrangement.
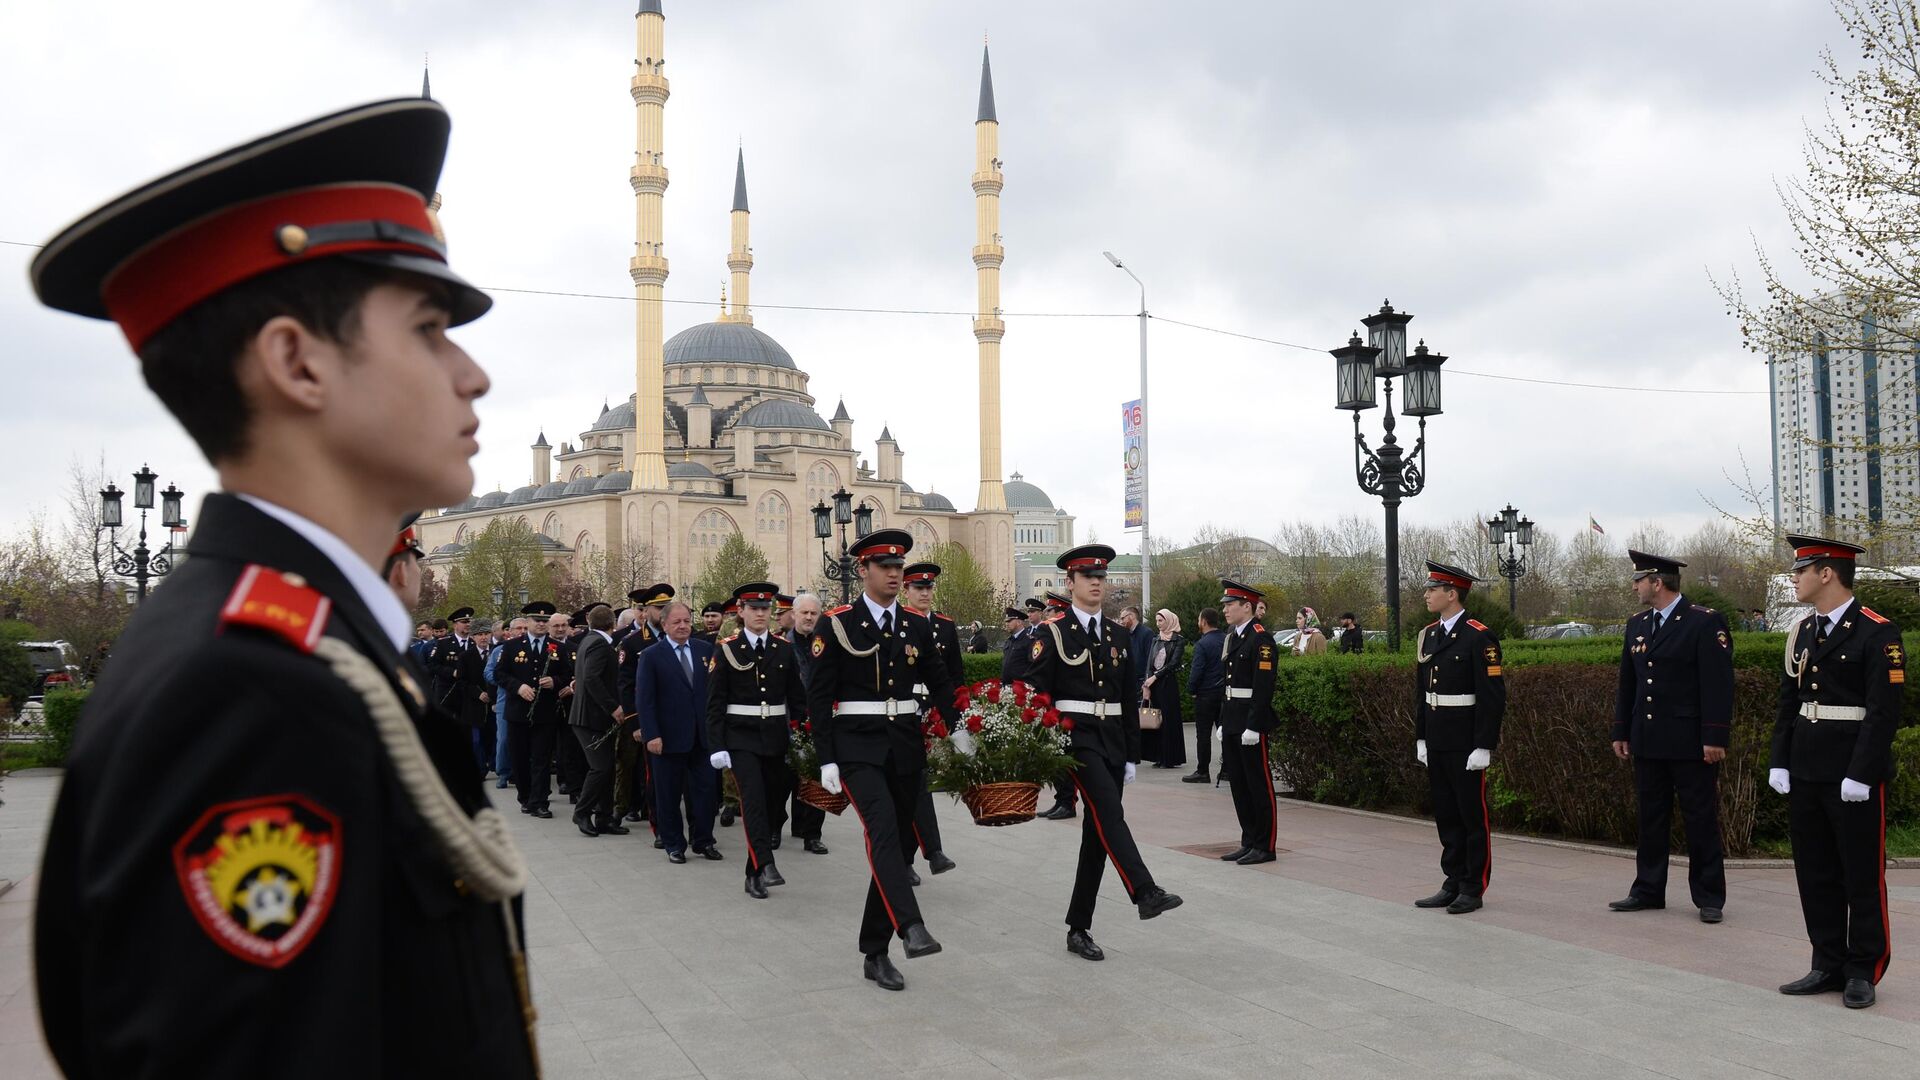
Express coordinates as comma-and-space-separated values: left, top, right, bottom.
785, 716, 848, 814
925, 679, 1077, 825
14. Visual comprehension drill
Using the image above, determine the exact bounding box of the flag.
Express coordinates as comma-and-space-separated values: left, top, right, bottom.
1589, 516, 1605, 535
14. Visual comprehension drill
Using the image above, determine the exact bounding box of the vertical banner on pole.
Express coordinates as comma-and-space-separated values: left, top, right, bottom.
1122, 399, 1145, 530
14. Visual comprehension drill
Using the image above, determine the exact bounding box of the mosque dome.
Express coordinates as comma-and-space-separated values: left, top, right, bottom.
502, 484, 539, 506
561, 476, 599, 496
921, 491, 955, 511
592, 396, 636, 432
669, 461, 716, 478
1003, 472, 1053, 510
473, 490, 509, 509
736, 398, 831, 431
594, 471, 632, 492
664, 322, 796, 370
532, 480, 568, 501
447, 495, 478, 513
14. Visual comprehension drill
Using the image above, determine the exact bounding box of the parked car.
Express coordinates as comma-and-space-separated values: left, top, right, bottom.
22, 640, 85, 702
1525, 622, 1596, 640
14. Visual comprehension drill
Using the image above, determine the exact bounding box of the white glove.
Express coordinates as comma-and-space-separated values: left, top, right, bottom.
820, 763, 842, 795
1768, 768, 1790, 795
1240, 729, 1260, 747
1465, 748, 1491, 771
1213, 724, 1223, 742
709, 751, 731, 771
950, 727, 977, 757
1841, 778, 1870, 802
1123, 762, 1136, 785
1416, 739, 1428, 767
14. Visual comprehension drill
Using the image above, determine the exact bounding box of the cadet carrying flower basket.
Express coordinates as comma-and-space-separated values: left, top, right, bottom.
925, 679, 1077, 826
784, 717, 848, 814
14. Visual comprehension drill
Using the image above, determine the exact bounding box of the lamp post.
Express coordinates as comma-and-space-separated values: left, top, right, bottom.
1332, 301, 1447, 652
99, 464, 187, 602
490, 584, 531, 623
1486, 504, 1534, 617
1103, 251, 1151, 610
813, 488, 873, 605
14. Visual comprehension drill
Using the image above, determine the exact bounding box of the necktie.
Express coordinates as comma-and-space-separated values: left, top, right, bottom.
1815, 618, 1829, 646
1653, 613, 1665, 637
880, 610, 893, 637
1087, 618, 1099, 643
679, 644, 694, 681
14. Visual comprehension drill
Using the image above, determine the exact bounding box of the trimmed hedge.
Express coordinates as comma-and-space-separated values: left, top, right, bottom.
39, 687, 88, 765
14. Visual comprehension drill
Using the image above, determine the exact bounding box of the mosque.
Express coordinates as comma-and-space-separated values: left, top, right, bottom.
416, 1, 1073, 596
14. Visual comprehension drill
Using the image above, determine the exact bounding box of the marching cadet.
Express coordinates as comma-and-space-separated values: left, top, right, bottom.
903, 562, 961, 879
1215, 580, 1280, 865
706, 583, 809, 900
1411, 561, 1506, 915
1000, 605, 1033, 683
1025, 545, 1184, 963
1038, 590, 1083, 820
28, 98, 535, 1074
1771, 535, 1899, 1009
426, 605, 492, 768
1608, 550, 1733, 923
807, 529, 958, 991
499, 600, 573, 819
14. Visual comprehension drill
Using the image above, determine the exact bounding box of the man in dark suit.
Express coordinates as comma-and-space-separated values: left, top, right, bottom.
1608, 550, 1734, 922
1412, 561, 1507, 915
707, 583, 808, 898
1216, 582, 1278, 863
999, 606, 1032, 683
1184, 607, 1226, 783
637, 601, 721, 862
499, 601, 572, 819
426, 605, 490, 756
568, 604, 625, 837
1770, 535, 1901, 1009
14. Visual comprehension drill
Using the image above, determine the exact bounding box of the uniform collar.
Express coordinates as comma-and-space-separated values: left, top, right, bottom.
861, 594, 898, 626
1439, 609, 1465, 635
237, 494, 411, 653
742, 630, 766, 650
1818, 597, 1854, 628
1654, 593, 1684, 622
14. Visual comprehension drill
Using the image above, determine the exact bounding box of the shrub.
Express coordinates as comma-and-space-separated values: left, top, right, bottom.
40, 687, 88, 765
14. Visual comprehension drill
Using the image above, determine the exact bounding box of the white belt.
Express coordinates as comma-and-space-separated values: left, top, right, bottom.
835, 699, 919, 718
1226, 688, 1254, 700
911, 683, 928, 696
1055, 699, 1120, 717
726, 703, 787, 719
1800, 702, 1865, 722
1425, 693, 1476, 707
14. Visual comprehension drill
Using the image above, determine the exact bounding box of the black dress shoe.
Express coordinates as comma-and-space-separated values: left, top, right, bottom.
720, 807, 737, 827
902, 923, 943, 958
1698, 907, 1723, 924
1040, 803, 1076, 820
1607, 896, 1663, 912
1236, 849, 1276, 865
1136, 887, 1184, 920
519, 804, 533, 815
770, 836, 781, 850
667, 849, 687, 864
1780, 970, 1844, 995
652, 837, 665, 850
927, 851, 956, 874
803, 838, 829, 855
574, 816, 599, 838
1446, 895, 1484, 915
1845, 978, 1876, 1008
623, 810, 644, 822
864, 953, 905, 991
744, 873, 769, 900
1414, 890, 1458, 909
596, 821, 630, 836
1066, 930, 1104, 961
761, 866, 785, 887
530, 807, 553, 819
695, 845, 724, 861
1181, 770, 1209, 783
907, 868, 922, 887
1218, 846, 1251, 862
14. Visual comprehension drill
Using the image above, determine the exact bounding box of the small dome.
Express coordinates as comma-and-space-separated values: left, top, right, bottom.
532, 480, 568, 501
431, 542, 466, 555
665, 321, 796, 369
594, 471, 632, 492
502, 484, 539, 506
474, 491, 509, 508
447, 495, 478, 513
561, 476, 598, 496
735, 398, 831, 431
669, 461, 716, 478
1004, 472, 1053, 510
591, 395, 636, 432
899, 482, 916, 493
921, 491, 955, 511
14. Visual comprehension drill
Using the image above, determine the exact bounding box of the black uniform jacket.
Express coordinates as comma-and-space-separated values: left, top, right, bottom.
807, 601, 959, 774
614, 619, 660, 731
1611, 597, 1735, 758
1001, 625, 1031, 684
497, 630, 573, 726
1771, 600, 1904, 783
35, 494, 534, 1078
705, 632, 807, 756
1413, 617, 1507, 753
1218, 623, 1278, 736
1025, 612, 1140, 767
426, 632, 489, 729
927, 610, 967, 688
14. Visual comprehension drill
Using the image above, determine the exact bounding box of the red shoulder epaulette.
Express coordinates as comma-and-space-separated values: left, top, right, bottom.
720, 633, 740, 643
1466, 619, 1489, 632
1424, 621, 1440, 630
934, 611, 954, 623
1252, 623, 1265, 634
219, 565, 331, 653
1044, 612, 1066, 623
826, 604, 853, 617
1862, 606, 1890, 624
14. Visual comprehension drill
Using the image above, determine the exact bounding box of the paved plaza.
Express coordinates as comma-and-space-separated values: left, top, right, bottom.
3, 750, 1919, 1079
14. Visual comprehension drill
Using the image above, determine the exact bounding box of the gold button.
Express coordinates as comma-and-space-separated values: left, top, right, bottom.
1812, 683, 1820, 690
1812, 666, 1819, 672
1647, 678, 1653, 685
1647, 713, 1653, 719
276, 223, 309, 255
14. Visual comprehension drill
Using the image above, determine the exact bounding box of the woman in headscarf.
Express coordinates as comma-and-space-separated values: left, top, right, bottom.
1292, 607, 1328, 656
1142, 608, 1188, 768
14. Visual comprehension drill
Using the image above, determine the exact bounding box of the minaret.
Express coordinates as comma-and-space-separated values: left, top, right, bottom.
629, 0, 670, 489
972, 44, 1007, 511
421, 59, 445, 243
722, 147, 753, 324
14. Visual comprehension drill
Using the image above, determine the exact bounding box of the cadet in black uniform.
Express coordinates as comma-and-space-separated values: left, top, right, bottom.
706, 583, 810, 900
426, 605, 491, 744
903, 562, 961, 879
1608, 550, 1734, 922
614, 584, 671, 829
1215, 580, 1280, 865
1412, 561, 1506, 914
807, 529, 956, 990
1025, 545, 1184, 962
28, 99, 536, 1076
1771, 535, 1899, 1009
1038, 592, 1082, 820
499, 601, 573, 819
999, 606, 1032, 683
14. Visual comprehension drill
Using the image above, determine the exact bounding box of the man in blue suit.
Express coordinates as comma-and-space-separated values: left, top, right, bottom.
636, 600, 721, 862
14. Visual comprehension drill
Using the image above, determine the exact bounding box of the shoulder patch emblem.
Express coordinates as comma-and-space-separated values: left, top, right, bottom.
219, 565, 331, 653
1716, 630, 1730, 651
706, 655, 716, 672
1887, 642, 1904, 685
1252, 623, 1265, 634
172, 794, 342, 969
811, 635, 826, 658
1466, 619, 1489, 632
1862, 606, 1891, 625
1031, 639, 1045, 661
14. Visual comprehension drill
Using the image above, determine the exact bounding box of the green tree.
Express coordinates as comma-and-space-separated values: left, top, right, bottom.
446, 518, 555, 624
917, 541, 1012, 627
692, 532, 770, 609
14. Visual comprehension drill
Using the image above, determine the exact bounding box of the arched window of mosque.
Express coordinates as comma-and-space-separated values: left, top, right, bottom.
748, 369, 759, 386
910, 518, 936, 546
689, 509, 736, 551
806, 461, 840, 508
756, 492, 789, 534
541, 512, 560, 536
575, 532, 597, 562
725, 367, 736, 384
861, 498, 886, 528
570, 465, 585, 481
454, 524, 469, 544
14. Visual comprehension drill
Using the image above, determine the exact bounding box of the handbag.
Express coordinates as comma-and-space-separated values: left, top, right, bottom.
1138, 706, 1163, 730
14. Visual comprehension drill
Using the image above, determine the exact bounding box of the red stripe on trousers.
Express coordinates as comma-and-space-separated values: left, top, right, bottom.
1259, 734, 1278, 853
1479, 770, 1493, 896
839, 775, 901, 932
913, 822, 928, 857
733, 767, 759, 871
1875, 783, 1892, 983
1069, 772, 1136, 897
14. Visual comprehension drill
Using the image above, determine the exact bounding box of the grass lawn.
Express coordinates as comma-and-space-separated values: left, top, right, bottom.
1753, 821, 1920, 860
0, 738, 62, 771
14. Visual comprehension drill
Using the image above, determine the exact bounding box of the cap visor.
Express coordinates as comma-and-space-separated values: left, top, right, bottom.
338, 250, 491, 326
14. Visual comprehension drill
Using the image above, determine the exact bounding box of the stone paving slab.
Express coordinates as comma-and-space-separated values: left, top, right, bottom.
2, 744, 1918, 1078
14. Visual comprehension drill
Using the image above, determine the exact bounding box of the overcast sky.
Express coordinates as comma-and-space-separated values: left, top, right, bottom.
0, 1, 1836, 554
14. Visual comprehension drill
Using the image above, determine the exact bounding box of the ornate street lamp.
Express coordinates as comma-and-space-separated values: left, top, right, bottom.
818, 489, 869, 604
1332, 301, 1445, 651
99, 465, 186, 602
1487, 504, 1534, 617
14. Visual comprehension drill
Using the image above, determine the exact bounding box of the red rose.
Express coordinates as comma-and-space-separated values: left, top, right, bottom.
1041, 709, 1060, 728
1020, 706, 1039, 723
1012, 684, 1028, 705
965, 716, 984, 734
1060, 716, 1074, 731
1033, 692, 1051, 708
985, 685, 1001, 704
955, 688, 973, 709
930, 719, 950, 738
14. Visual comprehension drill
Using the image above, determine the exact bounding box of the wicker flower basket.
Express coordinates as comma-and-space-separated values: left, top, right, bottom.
796, 776, 850, 815
960, 781, 1042, 826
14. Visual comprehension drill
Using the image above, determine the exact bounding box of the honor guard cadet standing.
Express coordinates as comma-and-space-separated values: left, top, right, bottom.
1770, 535, 1899, 1009
903, 562, 961, 879
1608, 550, 1734, 923
28, 99, 536, 1075
500, 600, 573, 818
1026, 545, 1184, 963
1215, 580, 1280, 865
806, 529, 957, 991
706, 583, 809, 900
1412, 562, 1506, 914
1000, 606, 1033, 683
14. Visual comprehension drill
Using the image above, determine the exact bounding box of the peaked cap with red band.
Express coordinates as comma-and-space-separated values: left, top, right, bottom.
1424, 560, 1477, 592
1044, 591, 1072, 611
903, 562, 942, 585
851, 528, 914, 565
387, 511, 424, 563
30, 98, 490, 351
1056, 543, 1116, 577
1786, 533, 1866, 571
1220, 578, 1263, 604
731, 581, 780, 607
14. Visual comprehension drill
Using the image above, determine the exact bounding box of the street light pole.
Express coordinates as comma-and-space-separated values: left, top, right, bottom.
1104, 251, 1150, 610
1486, 505, 1534, 618
814, 489, 873, 606
100, 465, 186, 603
